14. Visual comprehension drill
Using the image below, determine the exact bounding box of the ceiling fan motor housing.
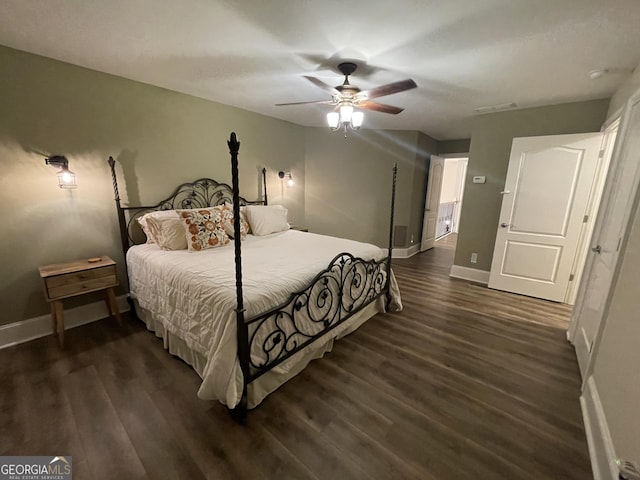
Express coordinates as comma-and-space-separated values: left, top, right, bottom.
338, 62, 358, 76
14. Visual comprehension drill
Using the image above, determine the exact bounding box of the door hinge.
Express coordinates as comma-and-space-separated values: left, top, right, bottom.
598, 149, 605, 158
569, 273, 575, 282
583, 215, 589, 223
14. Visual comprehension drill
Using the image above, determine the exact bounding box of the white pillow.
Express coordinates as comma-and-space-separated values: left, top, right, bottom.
138, 210, 179, 244
146, 213, 188, 250
244, 205, 290, 236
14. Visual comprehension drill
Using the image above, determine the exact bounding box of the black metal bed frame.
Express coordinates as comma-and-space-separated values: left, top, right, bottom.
108, 132, 397, 420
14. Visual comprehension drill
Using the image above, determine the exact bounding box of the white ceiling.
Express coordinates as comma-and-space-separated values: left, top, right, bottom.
1, 0, 639, 140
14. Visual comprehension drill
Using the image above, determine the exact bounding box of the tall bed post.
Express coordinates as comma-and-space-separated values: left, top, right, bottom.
228, 132, 250, 420
386, 163, 398, 306
108, 157, 130, 257
262, 167, 268, 205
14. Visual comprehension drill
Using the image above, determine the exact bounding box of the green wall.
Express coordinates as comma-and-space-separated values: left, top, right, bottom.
437, 138, 471, 155
0, 45, 306, 327
304, 128, 436, 249
454, 99, 610, 271
0, 44, 433, 329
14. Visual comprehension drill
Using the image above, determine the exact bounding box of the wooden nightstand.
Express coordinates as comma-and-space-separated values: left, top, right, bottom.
39, 256, 121, 347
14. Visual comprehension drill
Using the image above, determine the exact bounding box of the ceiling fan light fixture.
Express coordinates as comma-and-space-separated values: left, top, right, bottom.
327, 104, 363, 137
339, 104, 353, 122
352, 111, 364, 128
327, 112, 340, 128
277, 61, 415, 137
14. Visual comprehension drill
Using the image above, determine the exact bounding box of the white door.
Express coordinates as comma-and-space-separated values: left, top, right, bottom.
421, 156, 445, 251
488, 133, 603, 302
570, 93, 640, 376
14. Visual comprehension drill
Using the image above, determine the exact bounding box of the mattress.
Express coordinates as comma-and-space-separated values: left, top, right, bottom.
127, 229, 402, 407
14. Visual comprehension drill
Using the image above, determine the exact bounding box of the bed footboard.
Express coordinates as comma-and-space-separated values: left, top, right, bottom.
227, 132, 397, 421
245, 253, 389, 381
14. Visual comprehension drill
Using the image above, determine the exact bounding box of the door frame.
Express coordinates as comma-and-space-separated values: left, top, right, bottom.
420, 155, 445, 251
564, 118, 620, 304
568, 90, 640, 384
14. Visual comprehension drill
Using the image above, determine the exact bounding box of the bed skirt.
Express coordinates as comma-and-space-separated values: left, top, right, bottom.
132, 297, 385, 409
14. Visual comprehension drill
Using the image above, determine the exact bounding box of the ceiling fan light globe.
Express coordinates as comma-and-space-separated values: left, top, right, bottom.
327, 112, 340, 128
352, 111, 364, 128
340, 105, 353, 122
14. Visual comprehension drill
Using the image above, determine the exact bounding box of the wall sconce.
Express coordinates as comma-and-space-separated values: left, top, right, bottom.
278, 171, 294, 187
45, 155, 77, 189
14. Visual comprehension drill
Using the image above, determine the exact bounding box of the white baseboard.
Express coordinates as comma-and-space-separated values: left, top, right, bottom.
0, 295, 130, 350
392, 244, 421, 259
449, 265, 490, 284
581, 376, 618, 480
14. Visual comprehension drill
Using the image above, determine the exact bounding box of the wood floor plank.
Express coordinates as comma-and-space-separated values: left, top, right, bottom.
0, 233, 592, 479
60, 365, 148, 480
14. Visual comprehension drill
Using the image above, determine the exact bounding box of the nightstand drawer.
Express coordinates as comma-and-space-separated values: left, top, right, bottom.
46, 264, 116, 288
46, 264, 117, 299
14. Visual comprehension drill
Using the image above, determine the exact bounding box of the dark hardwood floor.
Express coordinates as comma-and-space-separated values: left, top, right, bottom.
0, 234, 591, 479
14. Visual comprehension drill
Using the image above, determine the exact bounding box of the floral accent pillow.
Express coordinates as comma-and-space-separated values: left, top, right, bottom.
179, 208, 230, 251
220, 203, 250, 240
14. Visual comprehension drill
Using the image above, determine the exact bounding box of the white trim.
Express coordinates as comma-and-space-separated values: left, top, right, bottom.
581, 376, 618, 480
392, 244, 421, 259
0, 295, 130, 350
449, 265, 490, 284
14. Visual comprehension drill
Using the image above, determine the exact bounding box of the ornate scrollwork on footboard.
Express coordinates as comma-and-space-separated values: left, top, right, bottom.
245, 253, 388, 380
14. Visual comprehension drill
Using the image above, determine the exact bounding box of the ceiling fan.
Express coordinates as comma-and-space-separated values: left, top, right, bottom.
276, 62, 417, 117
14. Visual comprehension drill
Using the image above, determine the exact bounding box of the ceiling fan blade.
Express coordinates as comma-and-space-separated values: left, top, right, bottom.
358, 79, 417, 100
303, 75, 340, 95
357, 100, 404, 114
275, 100, 334, 106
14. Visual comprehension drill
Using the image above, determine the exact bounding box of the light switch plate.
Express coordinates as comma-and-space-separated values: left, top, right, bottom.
472, 176, 486, 184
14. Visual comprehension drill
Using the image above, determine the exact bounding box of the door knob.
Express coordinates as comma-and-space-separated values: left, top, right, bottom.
500, 223, 511, 228
591, 245, 602, 254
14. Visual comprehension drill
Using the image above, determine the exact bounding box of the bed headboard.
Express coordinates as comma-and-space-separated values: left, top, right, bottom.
107, 157, 267, 252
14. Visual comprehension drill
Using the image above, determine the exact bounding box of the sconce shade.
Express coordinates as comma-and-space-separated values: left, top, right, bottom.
278, 170, 294, 187
46, 155, 77, 189
57, 166, 77, 189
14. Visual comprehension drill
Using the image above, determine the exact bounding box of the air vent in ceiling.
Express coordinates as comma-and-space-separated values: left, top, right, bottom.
474, 102, 517, 114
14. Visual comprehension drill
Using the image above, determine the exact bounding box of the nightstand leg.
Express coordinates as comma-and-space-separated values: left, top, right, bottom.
53, 300, 64, 348
50, 303, 57, 335
106, 288, 122, 326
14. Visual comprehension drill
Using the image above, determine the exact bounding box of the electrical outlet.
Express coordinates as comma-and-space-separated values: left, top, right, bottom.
470, 253, 478, 264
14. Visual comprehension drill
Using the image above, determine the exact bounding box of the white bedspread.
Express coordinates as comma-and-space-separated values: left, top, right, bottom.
127, 229, 402, 406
